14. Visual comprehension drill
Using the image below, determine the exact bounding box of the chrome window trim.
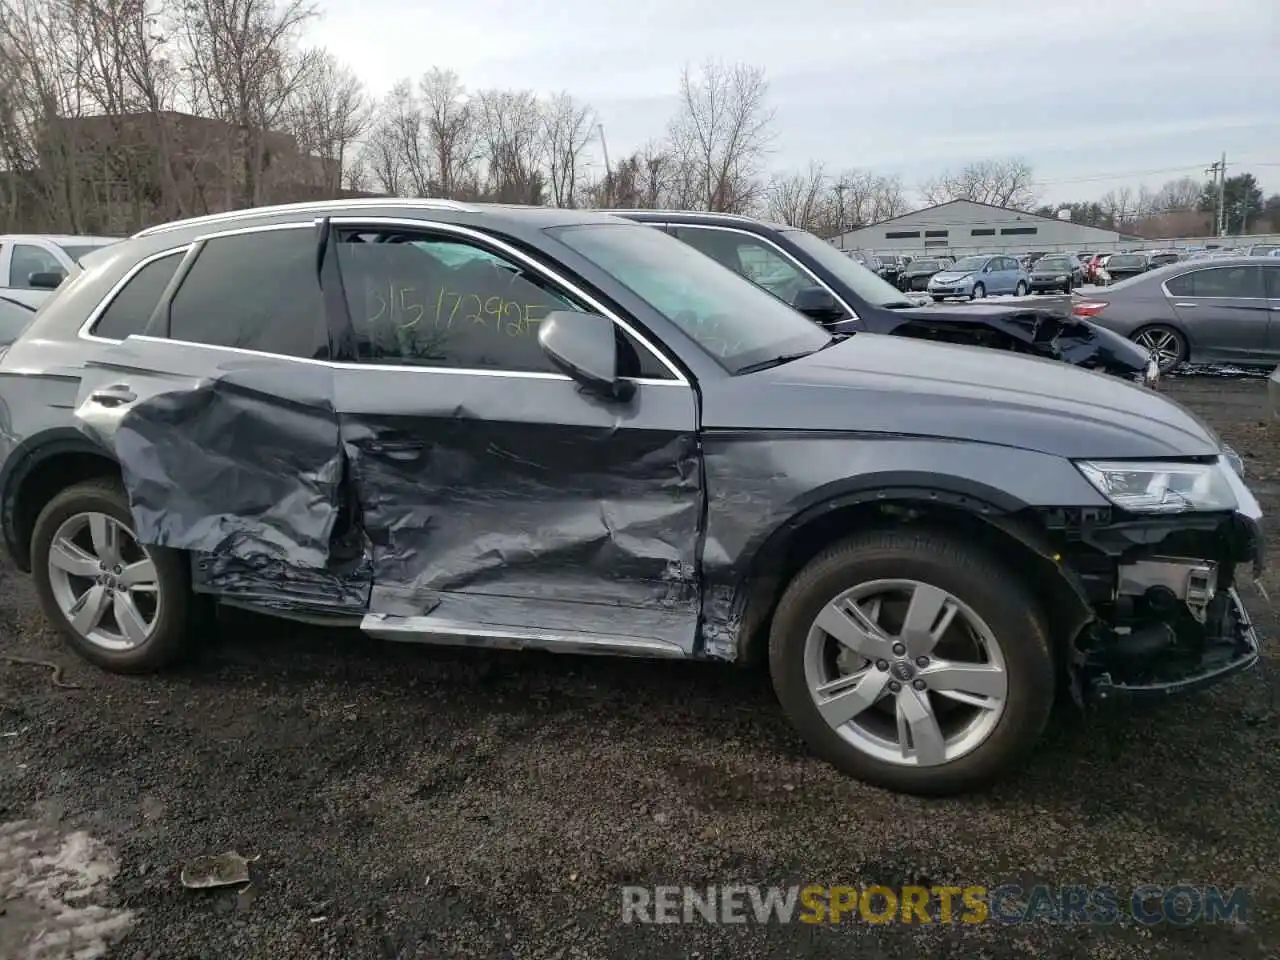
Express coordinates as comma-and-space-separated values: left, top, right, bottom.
326, 215, 689, 384
1160, 264, 1270, 301
82, 216, 689, 387
133, 197, 476, 239
663, 222, 860, 321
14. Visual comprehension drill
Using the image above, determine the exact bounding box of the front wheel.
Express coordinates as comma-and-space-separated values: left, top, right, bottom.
1014, 280, 1027, 296
970, 283, 986, 300
31, 478, 198, 673
768, 528, 1055, 795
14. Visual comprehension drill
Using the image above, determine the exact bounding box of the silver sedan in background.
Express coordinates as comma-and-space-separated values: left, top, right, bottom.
1071, 256, 1280, 372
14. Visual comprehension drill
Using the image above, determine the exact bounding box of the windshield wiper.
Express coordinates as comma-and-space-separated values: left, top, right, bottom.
881, 300, 916, 310
735, 349, 820, 375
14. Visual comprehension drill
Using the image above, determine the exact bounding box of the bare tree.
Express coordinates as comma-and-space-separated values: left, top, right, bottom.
419, 68, 480, 199
919, 158, 1037, 209
541, 92, 595, 207
1153, 175, 1203, 213
590, 141, 673, 209
813, 169, 910, 237
178, 0, 319, 208
285, 51, 371, 193
475, 88, 544, 204
766, 161, 826, 229
667, 60, 774, 213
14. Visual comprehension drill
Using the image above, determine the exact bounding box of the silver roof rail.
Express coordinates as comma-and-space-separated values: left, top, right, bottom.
134, 197, 475, 238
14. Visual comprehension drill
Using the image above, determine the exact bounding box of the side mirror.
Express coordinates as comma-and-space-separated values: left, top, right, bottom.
538, 310, 635, 402
792, 286, 844, 323
28, 271, 65, 290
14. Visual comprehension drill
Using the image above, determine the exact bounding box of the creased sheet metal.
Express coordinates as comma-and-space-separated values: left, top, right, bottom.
74, 347, 343, 570
342, 418, 702, 618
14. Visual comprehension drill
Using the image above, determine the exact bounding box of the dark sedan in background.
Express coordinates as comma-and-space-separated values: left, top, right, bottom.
1104, 252, 1153, 283
1073, 256, 1280, 372
1029, 255, 1080, 293
898, 256, 952, 291
877, 254, 909, 287
608, 210, 1155, 383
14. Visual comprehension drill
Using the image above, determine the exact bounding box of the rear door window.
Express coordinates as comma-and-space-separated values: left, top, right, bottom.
1166, 266, 1263, 299
167, 227, 329, 359
91, 252, 185, 340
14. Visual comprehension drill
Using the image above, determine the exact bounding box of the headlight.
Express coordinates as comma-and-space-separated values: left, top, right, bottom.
1054, 275, 1067, 281
1075, 460, 1237, 513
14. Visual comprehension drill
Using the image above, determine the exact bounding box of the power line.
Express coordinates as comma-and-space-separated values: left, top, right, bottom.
1030, 159, 1279, 187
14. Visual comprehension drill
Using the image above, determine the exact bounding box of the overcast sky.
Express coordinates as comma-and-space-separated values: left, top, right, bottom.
307, 0, 1280, 203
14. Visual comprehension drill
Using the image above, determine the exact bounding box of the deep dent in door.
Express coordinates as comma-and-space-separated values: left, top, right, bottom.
72, 349, 704, 636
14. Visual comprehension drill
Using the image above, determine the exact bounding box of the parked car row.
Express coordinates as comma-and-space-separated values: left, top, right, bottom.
0, 199, 1261, 800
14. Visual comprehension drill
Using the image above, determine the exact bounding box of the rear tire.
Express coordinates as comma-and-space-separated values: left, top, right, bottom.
931, 295, 944, 302
768, 528, 1055, 796
1131, 324, 1187, 373
31, 478, 199, 674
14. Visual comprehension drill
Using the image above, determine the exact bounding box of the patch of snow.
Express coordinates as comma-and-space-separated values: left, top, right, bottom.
0, 820, 135, 960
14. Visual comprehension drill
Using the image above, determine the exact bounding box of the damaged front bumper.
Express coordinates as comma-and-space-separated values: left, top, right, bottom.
1062, 509, 1268, 704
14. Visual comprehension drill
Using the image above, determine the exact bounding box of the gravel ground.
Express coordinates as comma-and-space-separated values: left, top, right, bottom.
1, 376, 1277, 960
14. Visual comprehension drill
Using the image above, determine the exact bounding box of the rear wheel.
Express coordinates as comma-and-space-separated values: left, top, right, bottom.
1132, 324, 1187, 373
931, 296, 944, 302
31, 478, 198, 673
768, 528, 1055, 795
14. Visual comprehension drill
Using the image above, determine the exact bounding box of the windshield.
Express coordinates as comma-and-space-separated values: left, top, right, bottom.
1037, 257, 1073, 270
552, 223, 830, 374
912, 259, 941, 271
56, 243, 111, 264
781, 230, 915, 307
949, 256, 987, 272
1108, 255, 1146, 269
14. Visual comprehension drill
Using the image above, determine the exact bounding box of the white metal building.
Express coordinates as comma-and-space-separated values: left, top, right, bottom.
832, 199, 1140, 257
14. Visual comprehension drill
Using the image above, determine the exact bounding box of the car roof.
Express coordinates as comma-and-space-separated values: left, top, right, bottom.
132, 198, 628, 241
0, 234, 119, 243
600, 209, 796, 233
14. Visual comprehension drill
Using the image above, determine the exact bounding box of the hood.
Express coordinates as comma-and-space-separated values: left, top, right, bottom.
715, 334, 1218, 460
856, 302, 1151, 377
930, 271, 970, 282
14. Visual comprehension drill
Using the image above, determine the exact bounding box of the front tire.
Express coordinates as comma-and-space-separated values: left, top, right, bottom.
1014, 280, 1028, 296
970, 283, 986, 300
768, 528, 1055, 796
31, 478, 197, 673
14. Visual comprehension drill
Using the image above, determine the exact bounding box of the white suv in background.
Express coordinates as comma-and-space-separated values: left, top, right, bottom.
0, 234, 119, 307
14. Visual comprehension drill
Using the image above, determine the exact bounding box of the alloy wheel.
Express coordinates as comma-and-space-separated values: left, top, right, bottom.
1133, 328, 1182, 371
803, 579, 1008, 767
45, 511, 161, 651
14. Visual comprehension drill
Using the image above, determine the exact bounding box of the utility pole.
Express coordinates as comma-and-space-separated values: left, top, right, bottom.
834, 181, 846, 248
1205, 153, 1227, 236
596, 123, 611, 179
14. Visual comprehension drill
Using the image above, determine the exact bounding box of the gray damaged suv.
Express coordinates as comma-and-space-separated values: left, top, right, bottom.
0, 199, 1265, 796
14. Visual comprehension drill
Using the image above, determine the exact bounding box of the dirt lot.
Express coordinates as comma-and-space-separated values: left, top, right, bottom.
1, 375, 1277, 960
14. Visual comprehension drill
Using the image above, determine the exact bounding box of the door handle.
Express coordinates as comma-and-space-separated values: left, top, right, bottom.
1173, 302, 1197, 308
88, 385, 137, 407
